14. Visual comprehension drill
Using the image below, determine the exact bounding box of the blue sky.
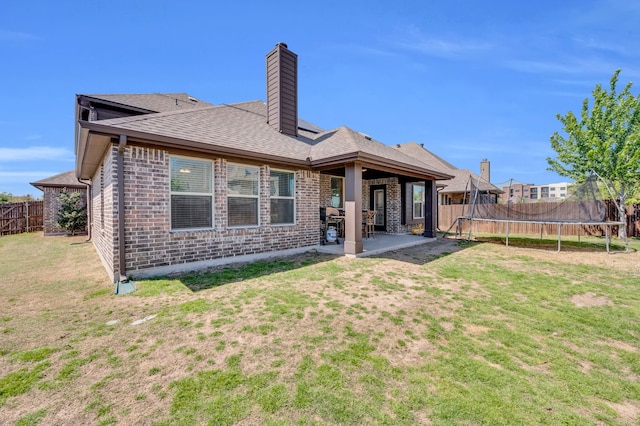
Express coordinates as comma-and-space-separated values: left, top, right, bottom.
1, 0, 639, 196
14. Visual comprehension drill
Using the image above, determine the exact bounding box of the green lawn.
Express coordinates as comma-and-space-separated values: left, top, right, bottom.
1, 232, 639, 425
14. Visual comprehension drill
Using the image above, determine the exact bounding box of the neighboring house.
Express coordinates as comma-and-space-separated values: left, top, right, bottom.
75, 43, 453, 282
393, 143, 503, 205
30, 170, 88, 236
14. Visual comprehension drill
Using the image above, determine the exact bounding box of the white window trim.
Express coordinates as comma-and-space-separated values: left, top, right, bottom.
412, 184, 425, 220
330, 175, 345, 208
170, 155, 214, 231
270, 168, 296, 226
227, 162, 260, 228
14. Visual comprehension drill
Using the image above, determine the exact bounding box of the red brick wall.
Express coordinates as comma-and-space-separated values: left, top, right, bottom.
90, 146, 118, 281
89, 145, 321, 280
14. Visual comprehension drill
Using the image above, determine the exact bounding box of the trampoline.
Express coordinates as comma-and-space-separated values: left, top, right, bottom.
448, 173, 628, 253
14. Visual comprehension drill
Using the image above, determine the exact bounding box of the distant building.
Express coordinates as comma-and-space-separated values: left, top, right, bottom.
495, 179, 572, 203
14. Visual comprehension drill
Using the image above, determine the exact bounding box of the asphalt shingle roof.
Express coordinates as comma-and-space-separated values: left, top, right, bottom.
31, 170, 85, 190
394, 142, 503, 194
309, 127, 451, 176
84, 93, 212, 113
92, 101, 315, 161
87, 100, 452, 179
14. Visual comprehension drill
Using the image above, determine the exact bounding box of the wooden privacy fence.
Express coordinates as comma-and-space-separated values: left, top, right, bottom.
0, 201, 44, 236
438, 202, 640, 238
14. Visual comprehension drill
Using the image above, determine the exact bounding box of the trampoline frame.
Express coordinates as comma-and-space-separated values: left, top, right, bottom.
455, 216, 627, 253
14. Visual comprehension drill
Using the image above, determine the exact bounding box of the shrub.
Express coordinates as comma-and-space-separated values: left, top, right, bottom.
55, 188, 87, 235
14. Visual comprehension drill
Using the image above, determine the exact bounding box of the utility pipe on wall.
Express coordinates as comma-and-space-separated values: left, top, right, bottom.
117, 135, 127, 282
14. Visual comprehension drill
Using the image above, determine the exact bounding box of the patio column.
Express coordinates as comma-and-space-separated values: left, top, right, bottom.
344, 162, 363, 255
423, 179, 437, 238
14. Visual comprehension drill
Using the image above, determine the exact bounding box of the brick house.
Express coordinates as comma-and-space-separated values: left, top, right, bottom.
31, 170, 88, 236
75, 43, 453, 282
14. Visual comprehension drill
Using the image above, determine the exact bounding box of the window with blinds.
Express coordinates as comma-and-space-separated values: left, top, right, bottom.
413, 184, 425, 219
170, 157, 213, 230
227, 164, 259, 226
270, 169, 295, 225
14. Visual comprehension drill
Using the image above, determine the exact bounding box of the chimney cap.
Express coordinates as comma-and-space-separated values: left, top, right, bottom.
276, 42, 288, 48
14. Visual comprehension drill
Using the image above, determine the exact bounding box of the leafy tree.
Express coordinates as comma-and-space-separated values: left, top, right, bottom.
547, 69, 640, 238
0, 193, 40, 203
55, 188, 87, 235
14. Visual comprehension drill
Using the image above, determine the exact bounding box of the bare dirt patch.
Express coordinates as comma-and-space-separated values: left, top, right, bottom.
606, 400, 640, 425
465, 324, 491, 335
570, 292, 612, 307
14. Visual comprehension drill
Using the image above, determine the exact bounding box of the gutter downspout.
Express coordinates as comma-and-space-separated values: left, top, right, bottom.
117, 135, 127, 282
77, 178, 92, 241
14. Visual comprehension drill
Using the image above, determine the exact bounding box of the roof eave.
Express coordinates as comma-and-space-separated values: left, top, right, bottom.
310, 152, 454, 181
76, 121, 310, 179
78, 94, 158, 114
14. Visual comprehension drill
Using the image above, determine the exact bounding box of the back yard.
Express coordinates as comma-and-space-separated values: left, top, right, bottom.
1, 232, 639, 425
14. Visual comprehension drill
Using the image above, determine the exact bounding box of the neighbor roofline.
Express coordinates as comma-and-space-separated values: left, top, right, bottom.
30, 182, 86, 190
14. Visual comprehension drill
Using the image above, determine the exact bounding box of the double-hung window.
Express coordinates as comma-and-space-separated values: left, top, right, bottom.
227, 164, 259, 226
330, 176, 344, 208
412, 184, 425, 219
170, 157, 213, 230
270, 170, 295, 225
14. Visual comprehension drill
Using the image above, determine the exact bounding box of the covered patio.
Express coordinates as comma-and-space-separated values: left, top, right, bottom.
316, 156, 452, 257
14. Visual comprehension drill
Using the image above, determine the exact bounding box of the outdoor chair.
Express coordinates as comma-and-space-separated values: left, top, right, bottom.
363, 210, 376, 239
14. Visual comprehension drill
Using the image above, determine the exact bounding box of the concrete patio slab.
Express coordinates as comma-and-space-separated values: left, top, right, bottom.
316, 233, 437, 257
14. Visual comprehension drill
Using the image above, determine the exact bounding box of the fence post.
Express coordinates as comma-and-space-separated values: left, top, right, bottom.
25, 201, 29, 233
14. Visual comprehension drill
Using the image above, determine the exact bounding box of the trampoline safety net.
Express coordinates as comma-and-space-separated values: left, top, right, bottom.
466, 174, 606, 223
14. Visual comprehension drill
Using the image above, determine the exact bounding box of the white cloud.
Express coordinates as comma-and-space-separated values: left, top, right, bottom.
331, 43, 401, 59
0, 146, 73, 162
572, 37, 628, 56
504, 55, 631, 79
0, 170, 56, 181
0, 30, 42, 42
505, 59, 584, 75
398, 37, 491, 58
390, 25, 492, 59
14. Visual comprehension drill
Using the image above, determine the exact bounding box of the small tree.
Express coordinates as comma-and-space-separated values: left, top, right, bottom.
547, 69, 640, 238
56, 188, 87, 235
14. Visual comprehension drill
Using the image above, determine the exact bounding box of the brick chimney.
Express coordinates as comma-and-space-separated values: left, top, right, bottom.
266, 42, 298, 137
480, 158, 490, 182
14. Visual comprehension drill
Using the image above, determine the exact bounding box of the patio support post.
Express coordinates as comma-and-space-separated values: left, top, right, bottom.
344, 162, 363, 255
423, 179, 437, 238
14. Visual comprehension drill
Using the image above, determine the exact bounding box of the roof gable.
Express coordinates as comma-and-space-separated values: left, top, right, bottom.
308, 127, 451, 179
393, 142, 503, 194
393, 142, 456, 172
